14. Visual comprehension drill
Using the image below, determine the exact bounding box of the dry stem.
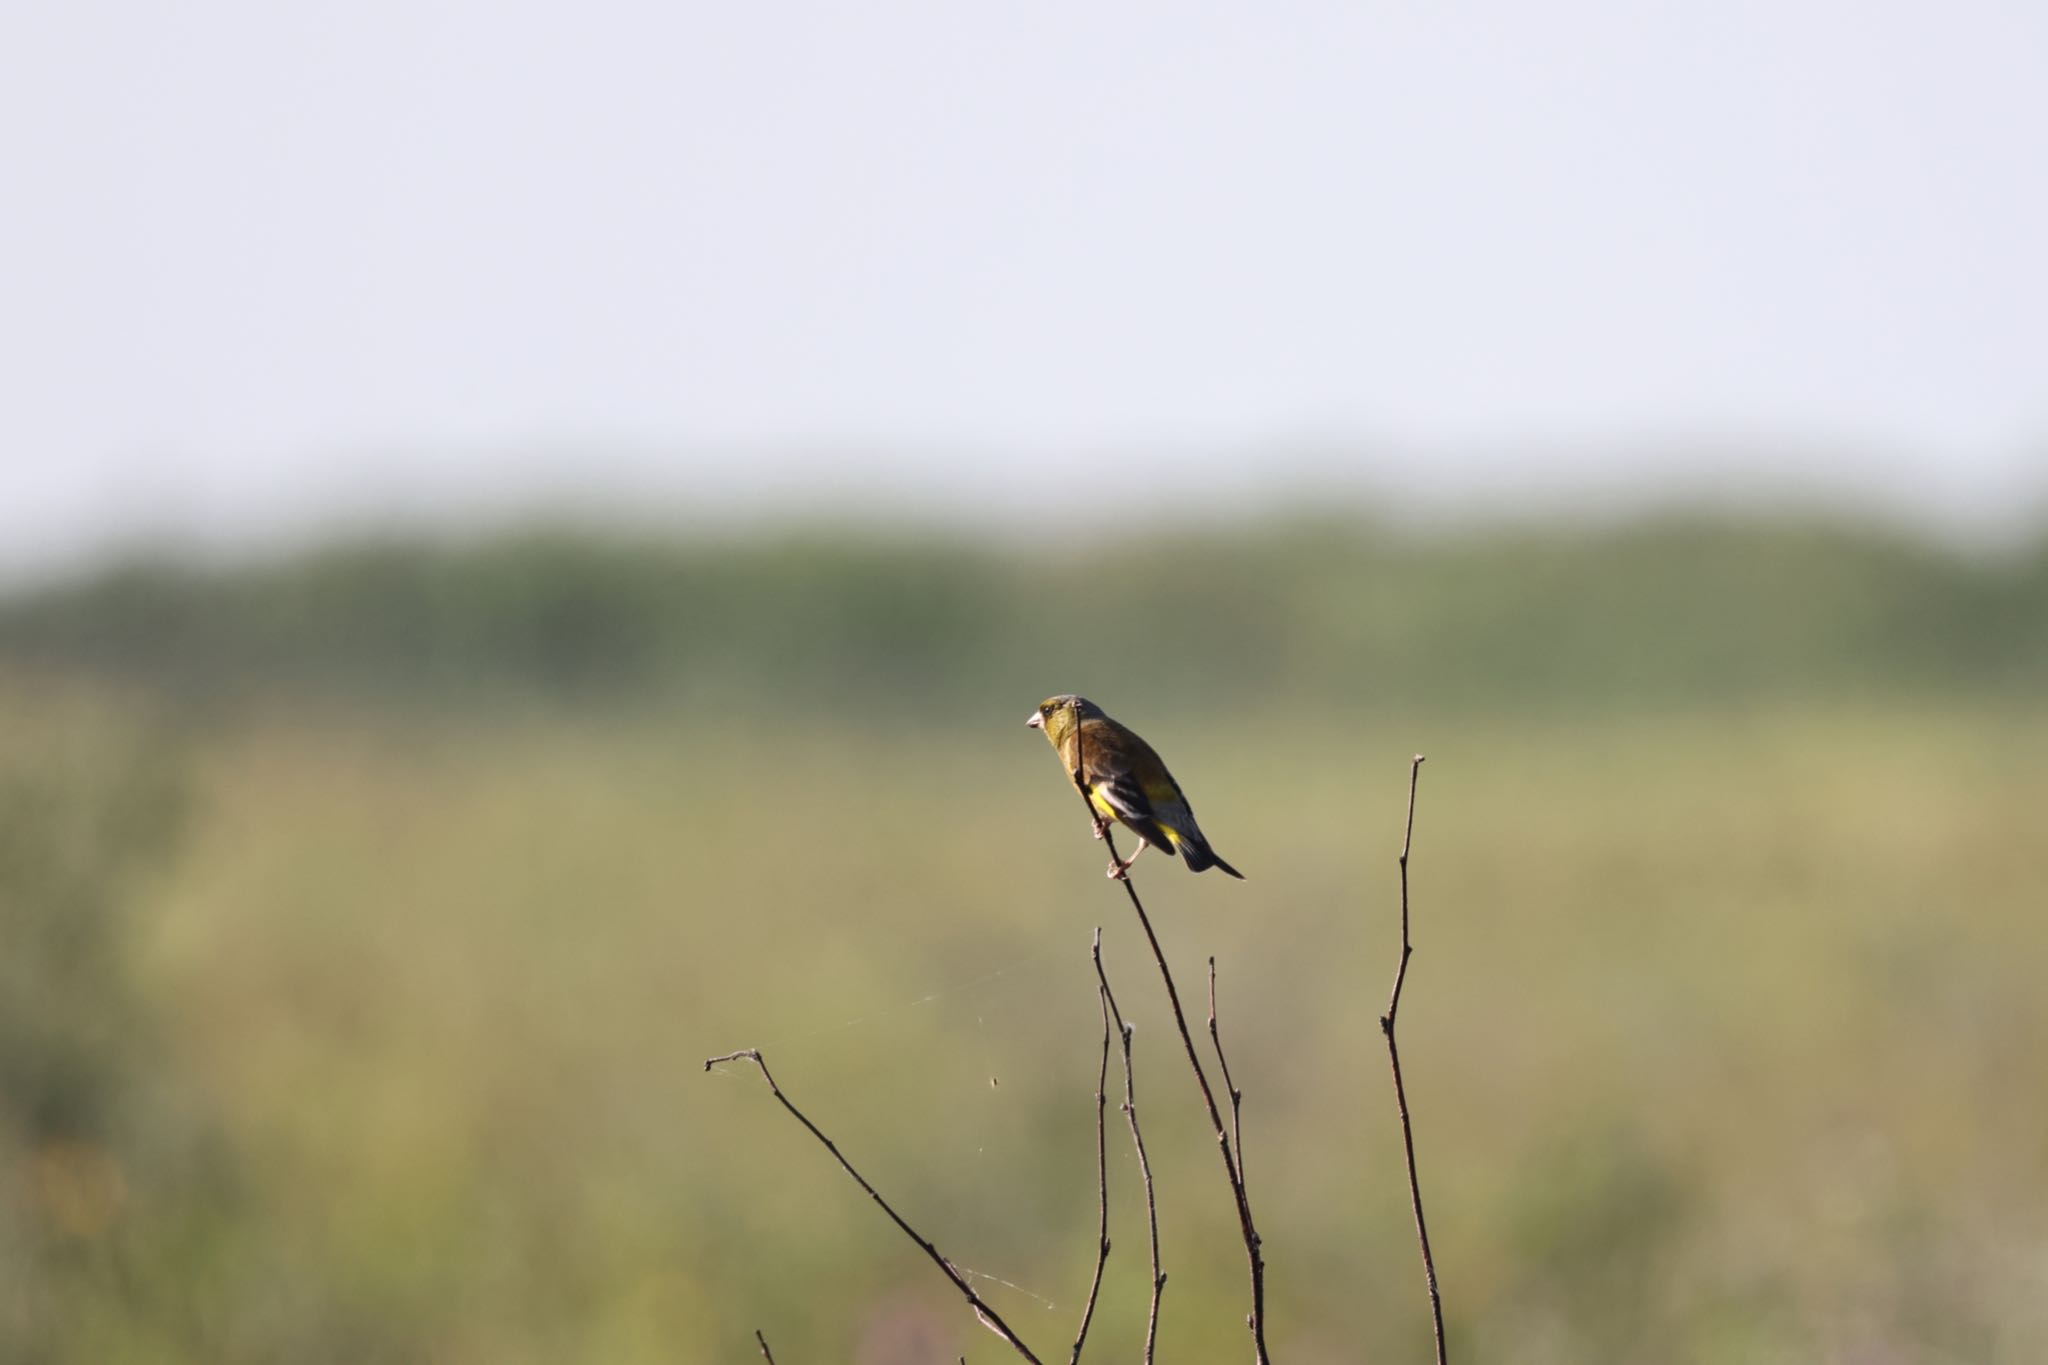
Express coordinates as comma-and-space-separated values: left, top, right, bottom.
1093, 931, 1165, 1362
1379, 754, 1446, 1365
1066, 928, 1115, 1365
1067, 726, 1269, 1362
1207, 957, 1247, 1188
703, 1049, 1045, 1364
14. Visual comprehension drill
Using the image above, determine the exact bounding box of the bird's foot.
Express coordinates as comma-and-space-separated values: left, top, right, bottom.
1090, 817, 1110, 841
1106, 858, 1132, 881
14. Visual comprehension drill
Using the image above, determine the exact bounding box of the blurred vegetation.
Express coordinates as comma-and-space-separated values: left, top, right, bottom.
1, 515, 2043, 716
1, 515, 2045, 1362
0, 697, 222, 1361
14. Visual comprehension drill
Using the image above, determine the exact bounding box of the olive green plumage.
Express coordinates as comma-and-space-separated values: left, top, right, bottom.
1026, 694, 1244, 879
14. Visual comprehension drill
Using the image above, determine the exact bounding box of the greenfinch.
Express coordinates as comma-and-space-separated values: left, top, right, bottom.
1026, 694, 1244, 880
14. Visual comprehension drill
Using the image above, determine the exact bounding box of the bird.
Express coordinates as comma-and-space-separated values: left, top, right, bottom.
1026, 694, 1244, 880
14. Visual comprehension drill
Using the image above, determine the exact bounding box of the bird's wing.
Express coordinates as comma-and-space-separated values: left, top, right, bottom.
1147, 790, 1198, 840
1090, 765, 1156, 825
1076, 721, 1157, 823
1126, 739, 1206, 848
1126, 736, 1185, 809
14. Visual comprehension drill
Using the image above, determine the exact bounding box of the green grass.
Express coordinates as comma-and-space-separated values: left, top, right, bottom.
5, 515, 2045, 1360
9, 687, 2043, 1362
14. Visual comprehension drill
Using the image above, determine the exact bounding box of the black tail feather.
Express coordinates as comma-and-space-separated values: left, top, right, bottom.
1181, 837, 1246, 879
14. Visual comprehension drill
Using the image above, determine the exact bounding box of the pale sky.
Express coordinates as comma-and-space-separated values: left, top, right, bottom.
4, 1, 2045, 572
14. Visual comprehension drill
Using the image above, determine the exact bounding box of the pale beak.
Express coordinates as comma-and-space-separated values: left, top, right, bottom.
1025, 711, 1044, 729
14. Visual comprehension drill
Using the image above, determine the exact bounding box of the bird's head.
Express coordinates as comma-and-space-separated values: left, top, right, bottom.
1025, 694, 1100, 746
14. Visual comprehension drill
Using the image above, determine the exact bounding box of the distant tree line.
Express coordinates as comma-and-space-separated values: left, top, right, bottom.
1, 516, 2042, 714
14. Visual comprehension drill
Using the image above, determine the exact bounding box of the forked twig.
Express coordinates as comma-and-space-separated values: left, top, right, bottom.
1067, 928, 1115, 1365
1067, 728, 1270, 1362
703, 1049, 1045, 1364
724, 734, 1445, 1362
1379, 755, 1446, 1365
1093, 931, 1165, 1362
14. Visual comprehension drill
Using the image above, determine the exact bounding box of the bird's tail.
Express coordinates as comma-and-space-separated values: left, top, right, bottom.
1181, 836, 1246, 879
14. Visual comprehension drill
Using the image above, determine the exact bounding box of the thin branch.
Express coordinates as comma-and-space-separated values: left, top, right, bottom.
703, 1049, 1045, 1365
1207, 956, 1246, 1189
1067, 929, 1115, 1365
1092, 931, 1165, 1364
1068, 727, 1271, 1362
755, 1329, 778, 1363
1378, 754, 1446, 1365
1382, 756, 1426, 1028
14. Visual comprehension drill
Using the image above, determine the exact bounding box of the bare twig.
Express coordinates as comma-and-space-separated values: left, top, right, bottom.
1207, 956, 1246, 1188
1115, 865, 1267, 1360
1067, 929, 1115, 1365
703, 1049, 1045, 1364
1379, 754, 1446, 1365
1092, 931, 1165, 1363
1067, 728, 1269, 1363
755, 1329, 778, 1363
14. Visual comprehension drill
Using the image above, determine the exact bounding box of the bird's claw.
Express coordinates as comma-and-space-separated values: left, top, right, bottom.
1106, 859, 1131, 881
1090, 817, 1110, 841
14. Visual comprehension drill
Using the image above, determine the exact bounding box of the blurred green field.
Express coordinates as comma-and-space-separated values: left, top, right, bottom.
5, 520, 2048, 1362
